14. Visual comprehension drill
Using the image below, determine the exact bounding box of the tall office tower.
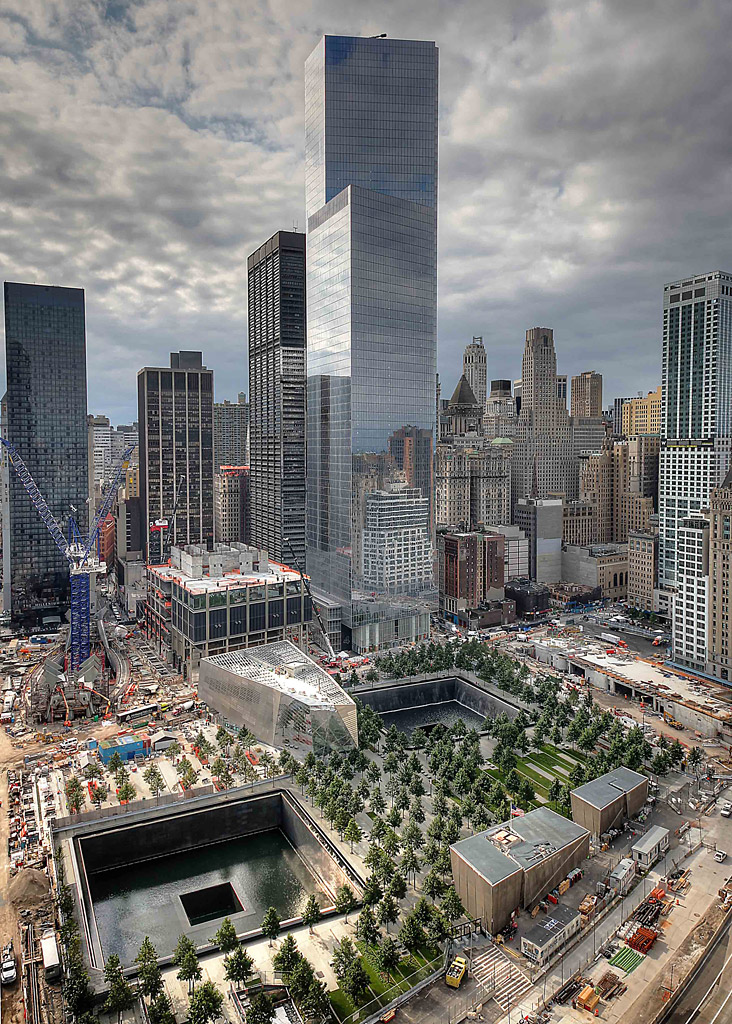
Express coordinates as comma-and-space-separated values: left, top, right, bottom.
214, 396, 249, 467
463, 336, 487, 409
137, 351, 214, 559
659, 270, 732, 587
672, 513, 709, 671
484, 380, 518, 439
571, 371, 603, 418
248, 230, 306, 567
556, 375, 568, 409
707, 472, 732, 680
2, 283, 88, 622
513, 328, 574, 508
622, 386, 662, 435
305, 35, 438, 652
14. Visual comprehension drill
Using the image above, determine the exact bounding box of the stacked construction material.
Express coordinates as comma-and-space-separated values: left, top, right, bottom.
608, 946, 645, 974
628, 927, 657, 953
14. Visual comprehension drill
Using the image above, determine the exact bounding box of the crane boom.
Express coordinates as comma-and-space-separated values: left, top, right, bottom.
0, 438, 69, 559
82, 444, 136, 565
282, 537, 336, 660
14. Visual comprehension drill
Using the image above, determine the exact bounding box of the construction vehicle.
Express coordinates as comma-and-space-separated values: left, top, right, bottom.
149, 475, 186, 564
663, 710, 684, 730
446, 956, 467, 989
0, 437, 135, 670
283, 537, 337, 660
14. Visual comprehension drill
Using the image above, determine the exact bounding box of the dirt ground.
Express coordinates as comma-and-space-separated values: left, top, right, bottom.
0, 728, 27, 1024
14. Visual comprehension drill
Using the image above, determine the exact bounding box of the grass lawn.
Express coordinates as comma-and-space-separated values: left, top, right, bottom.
329, 943, 442, 1024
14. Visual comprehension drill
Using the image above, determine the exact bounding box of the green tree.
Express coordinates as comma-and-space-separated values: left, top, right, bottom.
344, 817, 363, 852
188, 980, 224, 1024
213, 916, 238, 953
135, 936, 162, 999
103, 954, 134, 1023
84, 760, 103, 781
65, 775, 85, 814
548, 778, 562, 807
688, 746, 705, 774
166, 740, 182, 759
342, 958, 370, 1007
356, 906, 379, 946
108, 751, 124, 774
374, 937, 401, 983
62, 937, 94, 1018
440, 885, 465, 923
261, 906, 281, 946
173, 934, 201, 994
330, 936, 358, 982
272, 933, 300, 982
421, 870, 444, 901
223, 945, 254, 987
143, 763, 166, 799
362, 873, 383, 907
117, 780, 136, 804
302, 894, 321, 934
377, 893, 399, 933
398, 913, 425, 953
245, 992, 275, 1024
334, 884, 357, 923
401, 845, 420, 888
148, 992, 176, 1024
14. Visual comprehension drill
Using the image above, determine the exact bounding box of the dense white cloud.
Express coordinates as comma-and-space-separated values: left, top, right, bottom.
1, 0, 730, 421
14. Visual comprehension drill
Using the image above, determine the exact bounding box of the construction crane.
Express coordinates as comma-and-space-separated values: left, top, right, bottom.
149, 475, 186, 564
283, 537, 336, 660
0, 438, 136, 670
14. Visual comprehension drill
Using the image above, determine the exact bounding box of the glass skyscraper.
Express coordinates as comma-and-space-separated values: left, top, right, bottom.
2, 283, 88, 623
305, 35, 438, 652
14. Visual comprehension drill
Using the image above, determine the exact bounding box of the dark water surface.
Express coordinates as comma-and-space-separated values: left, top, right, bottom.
379, 699, 484, 737
89, 829, 325, 963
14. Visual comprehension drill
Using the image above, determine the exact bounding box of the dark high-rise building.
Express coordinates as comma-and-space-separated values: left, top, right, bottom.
137, 351, 214, 559
305, 35, 438, 652
2, 283, 88, 622
248, 230, 306, 566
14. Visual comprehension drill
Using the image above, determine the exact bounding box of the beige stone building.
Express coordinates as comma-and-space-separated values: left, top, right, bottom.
563, 500, 598, 547
708, 473, 732, 681
580, 436, 659, 544
621, 386, 662, 436
571, 371, 603, 418
627, 529, 658, 612
435, 440, 511, 531
561, 543, 628, 601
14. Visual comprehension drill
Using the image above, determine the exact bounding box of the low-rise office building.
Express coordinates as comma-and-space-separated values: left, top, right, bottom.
450, 806, 590, 935
145, 543, 312, 676
521, 905, 581, 966
570, 767, 648, 836
199, 641, 357, 756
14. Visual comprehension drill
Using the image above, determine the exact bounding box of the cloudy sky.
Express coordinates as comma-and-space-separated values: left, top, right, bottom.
1, 0, 730, 422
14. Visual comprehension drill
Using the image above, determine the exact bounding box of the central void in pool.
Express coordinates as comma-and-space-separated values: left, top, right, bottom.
379, 699, 484, 737
88, 829, 325, 964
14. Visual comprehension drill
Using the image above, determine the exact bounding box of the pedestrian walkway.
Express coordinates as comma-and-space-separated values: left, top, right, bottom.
471, 944, 532, 1012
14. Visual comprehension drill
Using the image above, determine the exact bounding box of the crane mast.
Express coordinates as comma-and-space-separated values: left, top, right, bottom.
1, 438, 135, 669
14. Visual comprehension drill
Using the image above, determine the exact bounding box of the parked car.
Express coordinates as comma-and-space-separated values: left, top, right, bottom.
714, 850, 727, 862
1, 941, 17, 985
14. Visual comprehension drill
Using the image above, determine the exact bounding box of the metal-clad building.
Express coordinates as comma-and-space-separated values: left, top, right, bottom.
199, 640, 357, 756
570, 767, 648, 836
451, 806, 590, 935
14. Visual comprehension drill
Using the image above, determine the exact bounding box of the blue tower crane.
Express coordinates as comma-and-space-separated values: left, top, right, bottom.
1, 438, 136, 669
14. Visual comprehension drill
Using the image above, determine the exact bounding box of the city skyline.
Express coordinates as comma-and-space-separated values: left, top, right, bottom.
2, 3, 731, 421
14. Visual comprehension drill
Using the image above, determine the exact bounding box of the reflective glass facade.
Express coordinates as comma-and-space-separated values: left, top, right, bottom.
2, 283, 88, 622
305, 36, 438, 652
